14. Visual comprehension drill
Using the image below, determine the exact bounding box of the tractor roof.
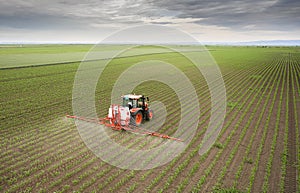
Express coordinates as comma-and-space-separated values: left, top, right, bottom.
122, 94, 143, 100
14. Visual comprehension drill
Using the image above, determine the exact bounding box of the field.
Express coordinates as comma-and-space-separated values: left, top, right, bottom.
0, 44, 299, 192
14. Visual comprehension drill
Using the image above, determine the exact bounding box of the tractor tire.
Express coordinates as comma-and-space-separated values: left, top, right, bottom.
132, 111, 143, 126
146, 109, 153, 121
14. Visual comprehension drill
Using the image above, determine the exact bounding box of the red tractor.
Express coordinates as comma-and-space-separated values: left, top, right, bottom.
67, 94, 183, 141
122, 94, 153, 126
107, 94, 153, 127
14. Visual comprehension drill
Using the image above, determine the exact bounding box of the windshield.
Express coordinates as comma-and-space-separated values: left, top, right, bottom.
123, 97, 139, 108
123, 97, 129, 107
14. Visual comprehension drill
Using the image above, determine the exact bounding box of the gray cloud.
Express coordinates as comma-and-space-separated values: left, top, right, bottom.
147, 0, 300, 31
1, 0, 299, 30
0, 0, 299, 42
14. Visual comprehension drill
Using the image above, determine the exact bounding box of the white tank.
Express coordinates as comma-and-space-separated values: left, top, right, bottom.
119, 106, 130, 126
108, 105, 130, 126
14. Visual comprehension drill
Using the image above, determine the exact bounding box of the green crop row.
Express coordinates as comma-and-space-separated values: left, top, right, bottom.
231, 55, 283, 189
164, 56, 271, 192
246, 56, 285, 193
144, 59, 262, 192
261, 58, 286, 192
215, 57, 281, 191
191, 55, 280, 192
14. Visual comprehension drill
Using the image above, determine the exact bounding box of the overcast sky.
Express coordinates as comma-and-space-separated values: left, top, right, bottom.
0, 0, 299, 43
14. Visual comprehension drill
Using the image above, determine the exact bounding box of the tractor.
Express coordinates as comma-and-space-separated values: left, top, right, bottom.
67, 94, 183, 141
107, 94, 153, 127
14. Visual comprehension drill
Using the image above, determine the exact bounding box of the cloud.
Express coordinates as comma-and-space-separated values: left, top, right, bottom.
0, 0, 299, 42
147, 0, 300, 31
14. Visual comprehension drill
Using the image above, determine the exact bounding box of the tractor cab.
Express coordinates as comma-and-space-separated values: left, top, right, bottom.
122, 94, 148, 109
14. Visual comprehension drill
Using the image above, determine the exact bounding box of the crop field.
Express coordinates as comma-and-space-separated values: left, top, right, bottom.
0, 44, 299, 192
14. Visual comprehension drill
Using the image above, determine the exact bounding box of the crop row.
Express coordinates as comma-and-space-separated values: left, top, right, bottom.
214, 54, 284, 192
140, 54, 279, 192
189, 56, 283, 192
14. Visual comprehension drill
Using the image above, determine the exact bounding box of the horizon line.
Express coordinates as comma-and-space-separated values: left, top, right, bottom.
1, 39, 300, 46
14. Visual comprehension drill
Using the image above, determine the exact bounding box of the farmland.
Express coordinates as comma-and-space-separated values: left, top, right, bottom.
0, 44, 299, 192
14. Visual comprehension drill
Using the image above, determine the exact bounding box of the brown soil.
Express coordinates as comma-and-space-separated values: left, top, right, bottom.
284, 56, 297, 193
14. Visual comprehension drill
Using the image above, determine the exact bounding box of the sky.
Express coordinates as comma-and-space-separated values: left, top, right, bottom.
0, 0, 299, 43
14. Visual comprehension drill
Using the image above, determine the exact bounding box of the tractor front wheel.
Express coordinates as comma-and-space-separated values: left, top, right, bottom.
146, 109, 153, 121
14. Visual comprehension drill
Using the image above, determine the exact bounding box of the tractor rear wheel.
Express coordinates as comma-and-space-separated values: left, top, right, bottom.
133, 111, 143, 126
